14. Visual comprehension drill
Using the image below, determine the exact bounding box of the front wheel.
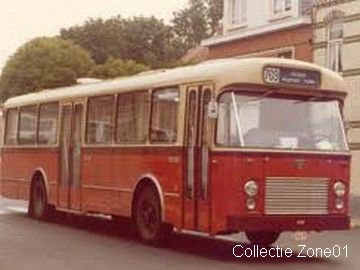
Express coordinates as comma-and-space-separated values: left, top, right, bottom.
134, 185, 172, 244
245, 231, 280, 246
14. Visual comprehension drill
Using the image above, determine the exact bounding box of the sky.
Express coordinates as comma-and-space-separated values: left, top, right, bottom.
0, 0, 188, 71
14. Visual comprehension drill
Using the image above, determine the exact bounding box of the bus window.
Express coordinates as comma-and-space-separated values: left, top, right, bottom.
86, 95, 114, 145
150, 87, 179, 143
5, 108, 18, 145
38, 102, 59, 145
18, 105, 37, 145
116, 91, 149, 144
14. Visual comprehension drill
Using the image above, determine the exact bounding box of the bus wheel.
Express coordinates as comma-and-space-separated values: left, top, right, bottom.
30, 180, 49, 220
134, 185, 171, 244
245, 231, 280, 246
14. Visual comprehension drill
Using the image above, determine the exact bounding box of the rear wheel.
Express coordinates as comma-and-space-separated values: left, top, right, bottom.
245, 231, 280, 246
30, 180, 49, 220
134, 185, 172, 244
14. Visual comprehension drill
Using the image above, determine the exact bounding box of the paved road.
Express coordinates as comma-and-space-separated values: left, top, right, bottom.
0, 197, 359, 270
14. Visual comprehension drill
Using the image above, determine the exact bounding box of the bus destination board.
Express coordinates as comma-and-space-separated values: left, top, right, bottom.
263, 66, 321, 88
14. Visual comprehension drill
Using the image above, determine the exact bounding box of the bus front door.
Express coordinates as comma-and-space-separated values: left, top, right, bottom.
183, 86, 212, 232
58, 103, 83, 210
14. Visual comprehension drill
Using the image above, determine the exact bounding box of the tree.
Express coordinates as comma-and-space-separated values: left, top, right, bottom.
172, 0, 224, 50
172, 0, 209, 50
206, 0, 224, 36
61, 16, 185, 68
90, 57, 150, 79
0, 37, 95, 101
60, 17, 127, 65
121, 16, 180, 68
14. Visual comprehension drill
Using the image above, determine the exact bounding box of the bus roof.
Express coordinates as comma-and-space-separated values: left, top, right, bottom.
3, 57, 345, 108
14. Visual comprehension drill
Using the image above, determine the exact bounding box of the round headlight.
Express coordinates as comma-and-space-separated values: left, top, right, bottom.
333, 181, 346, 197
244, 180, 258, 197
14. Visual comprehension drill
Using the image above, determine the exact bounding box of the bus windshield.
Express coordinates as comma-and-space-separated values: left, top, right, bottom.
216, 91, 348, 152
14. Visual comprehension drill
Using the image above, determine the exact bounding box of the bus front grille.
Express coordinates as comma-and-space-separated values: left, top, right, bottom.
265, 178, 329, 215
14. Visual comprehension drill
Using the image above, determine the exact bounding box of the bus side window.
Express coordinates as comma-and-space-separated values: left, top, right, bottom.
150, 87, 180, 144
116, 91, 149, 144
86, 95, 115, 145
18, 105, 37, 145
38, 102, 59, 145
5, 108, 19, 145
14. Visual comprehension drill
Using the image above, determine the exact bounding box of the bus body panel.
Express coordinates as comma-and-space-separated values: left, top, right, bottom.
1, 148, 59, 204
1, 146, 184, 228
209, 151, 350, 234
80, 147, 184, 227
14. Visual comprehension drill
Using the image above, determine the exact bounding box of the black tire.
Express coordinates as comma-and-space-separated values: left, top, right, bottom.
134, 185, 172, 244
245, 231, 280, 246
30, 180, 49, 220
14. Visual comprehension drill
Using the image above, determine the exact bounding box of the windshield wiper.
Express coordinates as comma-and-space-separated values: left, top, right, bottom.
231, 92, 244, 146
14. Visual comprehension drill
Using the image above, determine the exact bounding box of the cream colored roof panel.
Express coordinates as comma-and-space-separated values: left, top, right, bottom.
3, 58, 345, 108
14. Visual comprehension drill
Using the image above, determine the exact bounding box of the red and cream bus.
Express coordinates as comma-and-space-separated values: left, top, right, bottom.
0, 58, 350, 245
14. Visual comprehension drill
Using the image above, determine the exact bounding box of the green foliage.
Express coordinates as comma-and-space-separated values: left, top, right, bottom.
0, 37, 95, 101
61, 16, 186, 68
90, 57, 150, 79
172, 0, 209, 49
172, 0, 224, 50
121, 16, 185, 68
41, 67, 77, 89
206, 0, 224, 35
60, 17, 127, 65
60, 1, 224, 68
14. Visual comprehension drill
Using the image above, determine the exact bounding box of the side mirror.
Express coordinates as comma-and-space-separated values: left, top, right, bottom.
207, 101, 218, 119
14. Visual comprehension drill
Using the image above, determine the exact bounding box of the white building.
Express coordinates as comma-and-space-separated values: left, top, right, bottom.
202, 0, 315, 61
313, 0, 360, 196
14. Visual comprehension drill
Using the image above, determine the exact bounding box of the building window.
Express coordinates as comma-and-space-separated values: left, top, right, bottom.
230, 0, 247, 25
327, 19, 343, 73
116, 91, 149, 144
38, 102, 59, 145
5, 108, 18, 145
18, 105, 37, 145
150, 87, 180, 144
271, 0, 293, 17
86, 95, 114, 144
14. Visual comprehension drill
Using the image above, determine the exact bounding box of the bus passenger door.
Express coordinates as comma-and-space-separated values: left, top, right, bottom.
58, 103, 83, 211
183, 86, 212, 232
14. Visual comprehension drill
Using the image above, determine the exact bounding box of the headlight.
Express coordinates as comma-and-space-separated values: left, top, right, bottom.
333, 181, 346, 197
244, 180, 258, 197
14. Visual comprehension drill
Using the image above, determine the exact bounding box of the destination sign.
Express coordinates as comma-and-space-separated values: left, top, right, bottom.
263, 66, 321, 88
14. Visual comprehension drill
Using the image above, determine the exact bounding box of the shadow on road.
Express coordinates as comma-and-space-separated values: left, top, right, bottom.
9, 211, 340, 266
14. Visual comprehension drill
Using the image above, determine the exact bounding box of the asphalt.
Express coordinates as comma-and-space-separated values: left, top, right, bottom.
1, 197, 360, 270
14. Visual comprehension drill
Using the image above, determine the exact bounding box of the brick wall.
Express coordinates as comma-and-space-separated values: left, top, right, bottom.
207, 25, 313, 62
